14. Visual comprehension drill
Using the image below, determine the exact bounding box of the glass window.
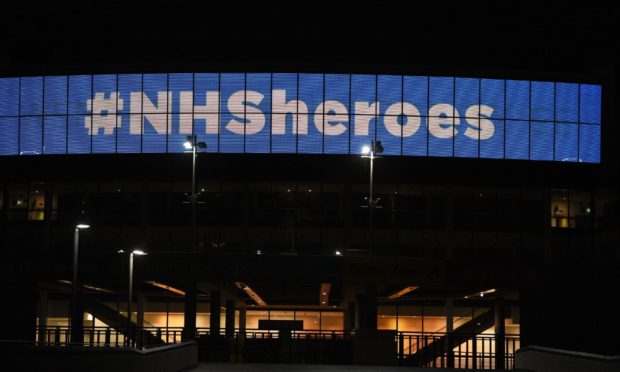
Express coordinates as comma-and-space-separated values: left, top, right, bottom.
8, 184, 28, 220
321, 311, 343, 331
28, 183, 46, 221
569, 190, 592, 229
551, 189, 569, 228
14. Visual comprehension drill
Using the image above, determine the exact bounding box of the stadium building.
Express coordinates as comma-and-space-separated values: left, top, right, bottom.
0, 2, 617, 370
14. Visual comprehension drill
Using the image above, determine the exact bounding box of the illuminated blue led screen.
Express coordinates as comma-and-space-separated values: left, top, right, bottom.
0, 73, 602, 163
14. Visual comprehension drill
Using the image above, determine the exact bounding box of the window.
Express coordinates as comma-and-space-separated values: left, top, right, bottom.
551, 189, 592, 229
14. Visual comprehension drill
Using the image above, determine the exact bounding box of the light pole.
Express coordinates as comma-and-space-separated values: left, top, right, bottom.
184, 134, 207, 250
119, 249, 147, 347
70, 223, 90, 345
361, 140, 384, 253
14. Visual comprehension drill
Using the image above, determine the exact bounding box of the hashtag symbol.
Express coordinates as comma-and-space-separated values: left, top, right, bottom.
85, 92, 124, 135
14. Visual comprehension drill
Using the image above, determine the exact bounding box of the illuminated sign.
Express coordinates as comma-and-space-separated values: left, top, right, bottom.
0, 73, 601, 162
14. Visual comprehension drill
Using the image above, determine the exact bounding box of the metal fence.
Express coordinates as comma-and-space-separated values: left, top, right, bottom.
36, 326, 184, 347
36, 326, 520, 369
398, 331, 520, 369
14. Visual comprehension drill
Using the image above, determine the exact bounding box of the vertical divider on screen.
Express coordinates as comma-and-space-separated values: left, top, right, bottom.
503, 80, 506, 160
41, 76, 46, 154
348, 73, 352, 155
296, 73, 299, 154
577, 84, 581, 162
90, 74, 94, 154
552, 81, 562, 161
115, 74, 119, 154
140, 74, 144, 154
452, 76, 456, 158
244, 73, 247, 154
426, 76, 430, 157
528, 80, 532, 161
166, 73, 170, 153
401, 75, 404, 157
17, 77, 21, 155
269, 73, 273, 154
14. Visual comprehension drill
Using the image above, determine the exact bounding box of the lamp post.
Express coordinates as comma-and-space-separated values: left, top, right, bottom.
183, 134, 207, 250
70, 223, 90, 345
119, 249, 147, 347
361, 140, 384, 253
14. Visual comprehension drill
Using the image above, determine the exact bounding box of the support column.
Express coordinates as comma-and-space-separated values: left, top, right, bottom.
136, 294, 145, 347
344, 301, 356, 333
446, 298, 454, 368
210, 290, 221, 337
37, 290, 48, 344
182, 284, 197, 341
495, 297, 506, 370
352, 287, 396, 365
0, 279, 37, 342
225, 300, 235, 338
355, 290, 377, 330
238, 306, 246, 338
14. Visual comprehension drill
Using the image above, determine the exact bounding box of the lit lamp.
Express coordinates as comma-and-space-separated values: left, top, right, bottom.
70, 223, 90, 344
183, 135, 207, 249
361, 140, 384, 253
118, 249, 147, 347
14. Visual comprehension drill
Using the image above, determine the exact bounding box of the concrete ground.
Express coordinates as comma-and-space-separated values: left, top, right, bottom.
186, 363, 530, 371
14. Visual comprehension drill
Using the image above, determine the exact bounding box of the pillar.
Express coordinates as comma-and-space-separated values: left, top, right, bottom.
238, 306, 246, 338
210, 290, 221, 337
136, 294, 145, 347
355, 289, 377, 330
37, 290, 48, 344
344, 301, 356, 332
495, 297, 506, 370
446, 298, 454, 368
182, 284, 197, 341
225, 300, 235, 338
0, 279, 37, 342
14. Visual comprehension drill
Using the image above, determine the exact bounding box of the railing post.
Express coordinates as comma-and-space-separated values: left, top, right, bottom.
105, 328, 111, 347
446, 333, 454, 368
54, 327, 61, 346
398, 332, 404, 364
472, 334, 477, 369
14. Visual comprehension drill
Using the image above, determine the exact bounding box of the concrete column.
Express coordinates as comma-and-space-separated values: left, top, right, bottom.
238, 306, 247, 338
210, 290, 221, 337
136, 294, 145, 347
495, 297, 506, 370
225, 300, 235, 338
446, 298, 454, 368
0, 279, 37, 342
344, 301, 356, 332
355, 289, 377, 330
37, 290, 48, 344
182, 284, 197, 341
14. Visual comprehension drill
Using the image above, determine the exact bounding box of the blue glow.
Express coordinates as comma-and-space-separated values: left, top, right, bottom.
0, 73, 602, 163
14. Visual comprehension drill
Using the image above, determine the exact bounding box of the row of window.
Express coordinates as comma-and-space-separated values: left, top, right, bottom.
2, 183, 614, 231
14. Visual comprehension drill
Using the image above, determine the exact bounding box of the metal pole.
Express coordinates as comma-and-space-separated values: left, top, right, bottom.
128, 252, 133, 347
191, 135, 197, 250
71, 227, 80, 344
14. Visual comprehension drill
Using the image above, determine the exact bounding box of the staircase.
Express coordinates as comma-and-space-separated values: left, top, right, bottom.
83, 298, 164, 346
405, 309, 495, 367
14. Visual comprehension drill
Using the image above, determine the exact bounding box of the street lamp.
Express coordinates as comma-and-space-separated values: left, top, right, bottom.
118, 249, 147, 347
183, 134, 207, 250
361, 140, 384, 253
70, 223, 90, 344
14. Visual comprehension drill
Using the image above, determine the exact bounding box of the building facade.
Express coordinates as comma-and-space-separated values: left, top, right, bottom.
0, 2, 618, 369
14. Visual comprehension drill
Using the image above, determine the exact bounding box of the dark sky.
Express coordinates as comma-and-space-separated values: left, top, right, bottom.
1, 1, 615, 78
